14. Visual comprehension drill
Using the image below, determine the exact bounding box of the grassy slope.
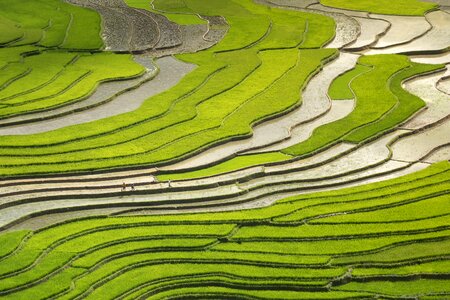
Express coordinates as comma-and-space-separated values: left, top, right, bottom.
0, 162, 448, 299
0, 1, 429, 182
0, 0, 149, 120
1, 1, 447, 298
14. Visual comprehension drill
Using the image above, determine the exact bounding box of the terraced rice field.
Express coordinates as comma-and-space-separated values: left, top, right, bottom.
0, 0, 449, 298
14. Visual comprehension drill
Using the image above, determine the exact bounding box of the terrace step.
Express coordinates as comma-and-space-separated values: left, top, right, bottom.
423, 145, 450, 163
148, 23, 227, 58
370, 14, 432, 49
66, 0, 162, 52
402, 66, 450, 130
0, 56, 156, 130
410, 52, 450, 64
1, 1, 449, 297
252, 100, 354, 153
270, 0, 320, 9
437, 64, 450, 95
2, 121, 449, 231
140, 9, 182, 50
202, 16, 229, 42
324, 13, 360, 49
257, 0, 361, 49
344, 17, 390, 51
1, 48, 448, 231
0, 56, 195, 135
159, 52, 359, 171
0, 83, 446, 192
2, 174, 448, 299
308, 3, 369, 17
392, 117, 450, 162
365, 11, 450, 55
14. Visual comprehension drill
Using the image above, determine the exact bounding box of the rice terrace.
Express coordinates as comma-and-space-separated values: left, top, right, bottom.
0, 0, 449, 298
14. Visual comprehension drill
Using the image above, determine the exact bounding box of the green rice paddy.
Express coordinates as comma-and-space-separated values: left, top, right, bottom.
0, 162, 448, 299
0, 0, 448, 298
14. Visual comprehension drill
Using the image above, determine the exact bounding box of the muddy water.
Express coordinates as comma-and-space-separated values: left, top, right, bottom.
422, 0, 450, 5
345, 17, 390, 50
160, 53, 359, 171
250, 53, 358, 152
244, 131, 405, 189
393, 118, 450, 162
0, 183, 243, 229
437, 65, 450, 95
371, 15, 431, 48
438, 77, 450, 95
423, 145, 450, 163
366, 11, 450, 54
4, 159, 431, 233
1, 129, 437, 232
403, 69, 450, 129
410, 52, 450, 64
253, 100, 354, 152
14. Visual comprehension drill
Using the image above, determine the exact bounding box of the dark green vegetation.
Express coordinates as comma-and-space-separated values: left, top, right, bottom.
0, 162, 448, 299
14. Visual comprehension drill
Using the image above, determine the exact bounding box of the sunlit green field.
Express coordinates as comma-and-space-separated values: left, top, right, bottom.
0, 162, 449, 299
0, 0, 448, 298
